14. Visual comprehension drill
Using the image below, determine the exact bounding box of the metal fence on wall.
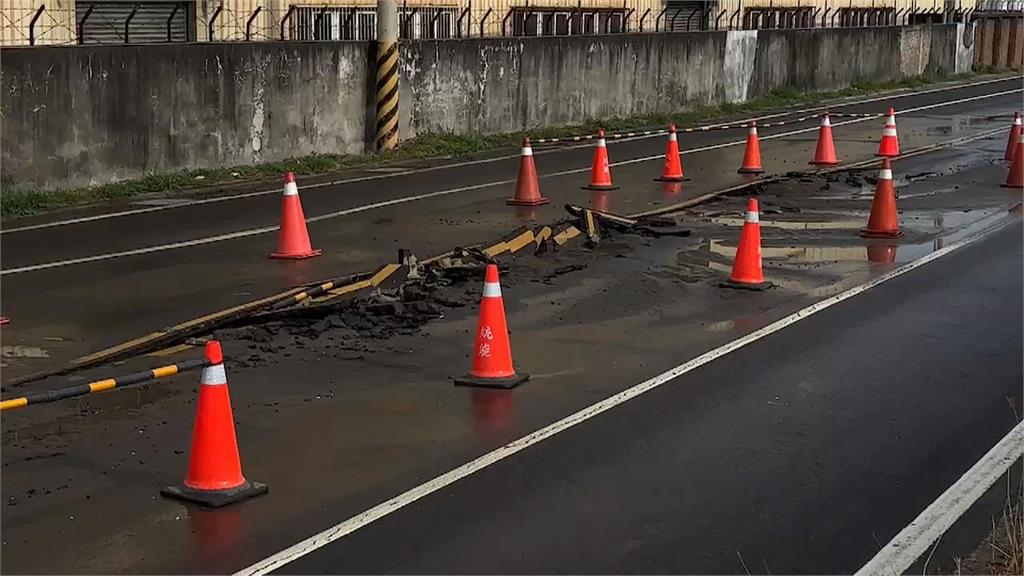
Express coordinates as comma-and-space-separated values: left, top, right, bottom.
0, 1, 1003, 46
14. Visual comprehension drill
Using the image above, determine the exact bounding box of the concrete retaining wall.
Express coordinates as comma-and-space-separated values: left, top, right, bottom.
400, 25, 960, 139
1, 42, 371, 190
2, 24, 967, 190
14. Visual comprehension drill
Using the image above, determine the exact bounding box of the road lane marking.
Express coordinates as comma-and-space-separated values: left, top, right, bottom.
0, 180, 512, 275
3, 88, 1019, 277
855, 419, 1024, 576
233, 213, 1020, 576
3, 76, 1015, 235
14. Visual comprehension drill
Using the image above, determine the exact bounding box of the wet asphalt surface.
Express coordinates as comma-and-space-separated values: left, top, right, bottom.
1, 77, 1023, 574
279, 218, 1023, 575
1, 75, 1020, 378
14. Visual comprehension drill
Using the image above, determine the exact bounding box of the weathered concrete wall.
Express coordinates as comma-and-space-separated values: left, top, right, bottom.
400, 25, 963, 139
398, 32, 729, 138
974, 15, 1024, 69
1, 42, 371, 190
2, 24, 969, 190
926, 23, 959, 75
899, 25, 933, 76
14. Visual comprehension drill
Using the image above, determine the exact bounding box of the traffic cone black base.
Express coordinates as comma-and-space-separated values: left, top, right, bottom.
653, 176, 690, 182
162, 480, 268, 508
859, 229, 904, 239
581, 184, 620, 191
507, 197, 550, 206
454, 372, 529, 389
737, 168, 764, 175
720, 279, 772, 291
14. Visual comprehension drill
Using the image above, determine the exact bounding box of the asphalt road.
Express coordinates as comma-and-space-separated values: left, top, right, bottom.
276, 219, 1024, 575
1, 75, 1020, 378
1, 76, 1021, 575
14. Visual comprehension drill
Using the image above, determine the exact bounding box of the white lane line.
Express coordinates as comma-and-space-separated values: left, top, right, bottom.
3, 76, 1015, 235
855, 419, 1024, 576
3, 88, 1019, 277
233, 213, 1019, 576
0, 180, 513, 275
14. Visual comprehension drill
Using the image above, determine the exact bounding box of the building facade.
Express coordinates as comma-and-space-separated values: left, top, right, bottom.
0, 0, 986, 46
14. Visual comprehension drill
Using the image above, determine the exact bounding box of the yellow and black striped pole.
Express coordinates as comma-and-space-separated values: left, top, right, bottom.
375, 0, 399, 151
0, 358, 208, 411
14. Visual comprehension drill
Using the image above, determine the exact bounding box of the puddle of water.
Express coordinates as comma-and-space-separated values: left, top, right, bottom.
707, 239, 895, 264
470, 389, 516, 439
590, 190, 612, 212
895, 208, 1014, 264
1, 346, 49, 359
515, 205, 541, 223
659, 182, 683, 200
710, 217, 863, 230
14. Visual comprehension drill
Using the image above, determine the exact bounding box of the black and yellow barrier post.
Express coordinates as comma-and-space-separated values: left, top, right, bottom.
375, 0, 399, 151
0, 358, 208, 411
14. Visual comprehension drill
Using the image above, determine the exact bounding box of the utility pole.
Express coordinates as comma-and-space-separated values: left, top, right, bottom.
375, 0, 399, 151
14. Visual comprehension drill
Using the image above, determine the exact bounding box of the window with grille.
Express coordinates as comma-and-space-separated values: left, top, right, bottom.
291, 5, 456, 40
508, 7, 626, 36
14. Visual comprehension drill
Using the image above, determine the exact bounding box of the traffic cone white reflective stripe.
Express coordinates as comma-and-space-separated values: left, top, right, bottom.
745, 208, 759, 223
200, 362, 228, 386
521, 143, 533, 156
282, 178, 299, 196
482, 280, 502, 298
879, 167, 893, 180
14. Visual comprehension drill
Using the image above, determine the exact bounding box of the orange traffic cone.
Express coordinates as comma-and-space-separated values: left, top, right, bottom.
508, 138, 550, 206
269, 172, 321, 259
582, 129, 618, 190
454, 264, 529, 389
860, 159, 903, 238
876, 107, 900, 158
810, 113, 840, 165
1003, 134, 1024, 189
1006, 112, 1023, 162
162, 341, 267, 507
721, 198, 771, 291
655, 125, 685, 182
738, 121, 764, 174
